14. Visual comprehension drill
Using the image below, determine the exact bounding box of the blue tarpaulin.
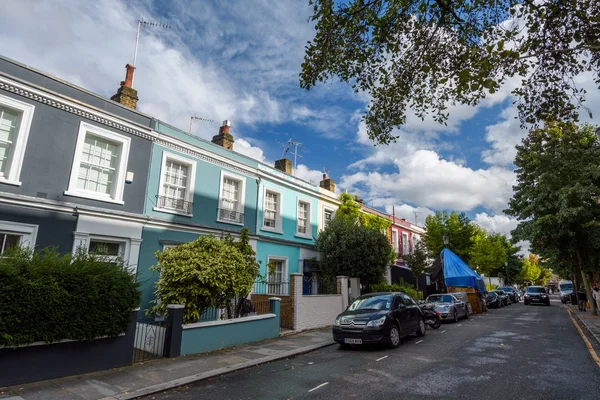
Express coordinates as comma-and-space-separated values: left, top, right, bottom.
441, 248, 486, 293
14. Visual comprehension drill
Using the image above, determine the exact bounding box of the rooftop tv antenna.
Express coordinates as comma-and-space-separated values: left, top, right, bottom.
413, 211, 420, 225
275, 139, 303, 176
132, 18, 171, 86
189, 116, 214, 135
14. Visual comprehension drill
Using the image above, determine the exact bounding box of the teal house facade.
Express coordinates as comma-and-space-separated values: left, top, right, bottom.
135, 119, 327, 315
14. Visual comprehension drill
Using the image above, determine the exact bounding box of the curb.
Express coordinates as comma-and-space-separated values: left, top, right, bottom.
99, 340, 335, 400
566, 305, 600, 346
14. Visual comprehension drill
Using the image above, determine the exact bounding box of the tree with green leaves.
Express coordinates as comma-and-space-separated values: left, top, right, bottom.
336, 192, 393, 230
470, 230, 507, 282
316, 216, 394, 284
301, 0, 600, 144
518, 255, 541, 286
423, 210, 476, 264
402, 241, 429, 291
506, 122, 600, 312
149, 230, 259, 324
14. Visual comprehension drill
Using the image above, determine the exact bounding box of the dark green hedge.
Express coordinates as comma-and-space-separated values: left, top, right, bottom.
0, 247, 140, 347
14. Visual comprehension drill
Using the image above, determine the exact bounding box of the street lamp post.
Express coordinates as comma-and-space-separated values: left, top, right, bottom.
505, 261, 509, 285
443, 234, 449, 247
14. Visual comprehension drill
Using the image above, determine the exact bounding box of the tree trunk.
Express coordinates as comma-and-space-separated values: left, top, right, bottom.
575, 248, 595, 315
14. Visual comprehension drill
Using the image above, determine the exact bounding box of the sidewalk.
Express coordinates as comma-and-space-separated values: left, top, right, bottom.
0, 328, 334, 400
567, 303, 600, 345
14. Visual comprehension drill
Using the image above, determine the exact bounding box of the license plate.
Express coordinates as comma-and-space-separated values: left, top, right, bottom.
344, 338, 362, 344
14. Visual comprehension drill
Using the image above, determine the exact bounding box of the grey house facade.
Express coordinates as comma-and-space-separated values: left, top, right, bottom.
0, 56, 154, 272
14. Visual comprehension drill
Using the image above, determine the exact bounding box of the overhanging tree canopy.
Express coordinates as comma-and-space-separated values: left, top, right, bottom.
301, 0, 600, 144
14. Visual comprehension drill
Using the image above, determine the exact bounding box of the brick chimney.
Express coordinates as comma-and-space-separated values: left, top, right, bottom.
110, 64, 138, 110
211, 120, 234, 150
319, 173, 335, 192
274, 158, 292, 174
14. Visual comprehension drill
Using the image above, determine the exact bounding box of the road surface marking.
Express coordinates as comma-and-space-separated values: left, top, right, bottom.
416, 340, 423, 344
308, 382, 329, 392
441, 330, 446, 333
376, 356, 388, 362
566, 308, 600, 368
457, 324, 462, 326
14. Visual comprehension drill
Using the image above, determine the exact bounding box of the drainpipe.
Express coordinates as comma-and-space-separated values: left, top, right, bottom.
255, 177, 262, 234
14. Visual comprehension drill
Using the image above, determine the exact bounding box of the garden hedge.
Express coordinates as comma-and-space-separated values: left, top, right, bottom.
0, 247, 140, 347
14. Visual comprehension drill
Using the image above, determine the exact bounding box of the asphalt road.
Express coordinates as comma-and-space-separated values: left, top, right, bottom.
144, 296, 600, 400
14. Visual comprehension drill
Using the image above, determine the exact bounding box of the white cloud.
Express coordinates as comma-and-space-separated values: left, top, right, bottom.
341, 148, 515, 213
474, 212, 530, 255
232, 138, 267, 162
383, 204, 434, 227
294, 164, 325, 186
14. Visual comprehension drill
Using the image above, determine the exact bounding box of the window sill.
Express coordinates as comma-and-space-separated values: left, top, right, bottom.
295, 233, 313, 240
216, 218, 244, 226
261, 226, 283, 235
64, 190, 124, 205
153, 207, 193, 217
0, 177, 22, 187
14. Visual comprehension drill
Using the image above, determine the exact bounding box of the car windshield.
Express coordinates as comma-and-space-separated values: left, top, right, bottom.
487, 293, 497, 298
560, 283, 573, 291
527, 287, 546, 293
348, 295, 392, 311
427, 295, 453, 303
499, 287, 513, 293
496, 290, 505, 295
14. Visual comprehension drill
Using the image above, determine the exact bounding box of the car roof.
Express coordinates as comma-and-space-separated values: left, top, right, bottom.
528, 286, 543, 288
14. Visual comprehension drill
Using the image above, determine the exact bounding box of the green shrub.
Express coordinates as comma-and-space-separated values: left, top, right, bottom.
0, 247, 140, 347
364, 283, 421, 300
149, 233, 258, 324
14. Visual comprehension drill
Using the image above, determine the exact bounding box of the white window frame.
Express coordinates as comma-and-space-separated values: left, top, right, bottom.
0, 93, 35, 187
295, 198, 312, 239
65, 122, 131, 204
87, 237, 127, 264
217, 170, 247, 226
154, 152, 197, 217
262, 187, 283, 234
402, 232, 409, 256
392, 230, 399, 253
322, 206, 335, 230
0, 221, 38, 252
267, 256, 289, 295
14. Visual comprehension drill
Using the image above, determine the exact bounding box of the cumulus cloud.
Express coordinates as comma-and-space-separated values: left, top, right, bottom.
383, 204, 434, 227
341, 148, 515, 213
233, 138, 267, 163
474, 212, 530, 255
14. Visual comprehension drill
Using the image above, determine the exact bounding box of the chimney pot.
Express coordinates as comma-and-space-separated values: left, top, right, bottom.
212, 120, 234, 150
110, 64, 138, 110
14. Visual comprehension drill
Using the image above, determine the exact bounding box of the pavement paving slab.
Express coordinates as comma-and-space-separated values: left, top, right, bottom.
568, 303, 600, 345
0, 328, 334, 400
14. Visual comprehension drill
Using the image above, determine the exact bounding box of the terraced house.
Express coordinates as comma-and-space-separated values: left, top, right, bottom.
0, 56, 154, 272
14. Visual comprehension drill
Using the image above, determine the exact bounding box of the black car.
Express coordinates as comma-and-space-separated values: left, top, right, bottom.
333, 292, 426, 348
524, 286, 550, 306
485, 292, 501, 308
497, 287, 519, 303
493, 290, 510, 306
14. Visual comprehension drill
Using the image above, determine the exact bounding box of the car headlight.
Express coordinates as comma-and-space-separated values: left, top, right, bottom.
541, 294, 548, 298
524, 294, 529, 298
366, 316, 386, 328
334, 317, 341, 326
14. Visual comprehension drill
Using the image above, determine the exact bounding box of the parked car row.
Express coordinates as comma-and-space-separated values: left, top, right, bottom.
332, 291, 469, 349
485, 287, 520, 308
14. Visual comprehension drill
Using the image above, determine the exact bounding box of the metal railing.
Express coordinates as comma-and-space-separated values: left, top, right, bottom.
156, 195, 193, 214
218, 208, 244, 224
302, 275, 337, 295
253, 280, 290, 296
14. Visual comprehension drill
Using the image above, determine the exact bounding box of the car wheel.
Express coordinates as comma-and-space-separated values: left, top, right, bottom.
389, 325, 401, 348
416, 318, 426, 337
431, 318, 441, 329
453, 309, 459, 323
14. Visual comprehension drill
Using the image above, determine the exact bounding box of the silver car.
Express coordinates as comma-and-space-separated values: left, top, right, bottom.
425, 294, 469, 323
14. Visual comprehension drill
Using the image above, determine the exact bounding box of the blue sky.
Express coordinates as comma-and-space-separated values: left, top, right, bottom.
2, 0, 599, 245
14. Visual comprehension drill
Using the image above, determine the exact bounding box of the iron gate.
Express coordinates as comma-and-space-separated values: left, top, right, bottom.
133, 320, 168, 363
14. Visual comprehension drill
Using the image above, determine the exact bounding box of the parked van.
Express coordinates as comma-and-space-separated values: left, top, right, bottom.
559, 281, 574, 304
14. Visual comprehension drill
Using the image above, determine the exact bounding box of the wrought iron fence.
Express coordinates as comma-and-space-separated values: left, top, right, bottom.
133, 320, 168, 363
303, 274, 338, 295
156, 195, 193, 214
217, 208, 244, 224
253, 280, 290, 296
